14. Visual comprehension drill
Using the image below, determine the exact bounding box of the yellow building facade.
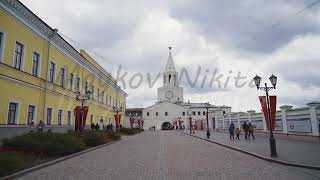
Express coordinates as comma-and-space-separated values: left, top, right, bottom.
0, 0, 126, 133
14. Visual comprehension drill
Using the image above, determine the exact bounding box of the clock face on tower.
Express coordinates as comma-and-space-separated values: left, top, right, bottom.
165, 90, 173, 100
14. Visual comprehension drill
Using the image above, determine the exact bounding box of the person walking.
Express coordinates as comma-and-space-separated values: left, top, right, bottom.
243, 122, 249, 139
235, 127, 240, 140
229, 122, 235, 140
248, 122, 255, 140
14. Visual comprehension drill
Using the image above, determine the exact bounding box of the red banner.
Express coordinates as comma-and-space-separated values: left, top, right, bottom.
130, 118, 134, 128
189, 117, 192, 129
74, 106, 89, 130
259, 96, 269, 129
83, 106, 89, 127
270, 96, 277, 130
114, 115, 119, 128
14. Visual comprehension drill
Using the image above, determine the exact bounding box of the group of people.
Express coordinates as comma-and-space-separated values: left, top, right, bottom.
229, 122, 255, 140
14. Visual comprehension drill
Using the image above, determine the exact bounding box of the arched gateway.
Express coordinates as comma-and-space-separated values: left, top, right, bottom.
161, 122, 174, 130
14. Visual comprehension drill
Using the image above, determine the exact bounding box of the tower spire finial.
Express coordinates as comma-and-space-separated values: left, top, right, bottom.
168, 46, 172, 50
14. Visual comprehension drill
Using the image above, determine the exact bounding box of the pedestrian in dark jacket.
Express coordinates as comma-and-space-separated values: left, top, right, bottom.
91, 123, 95, 130
243, 122, 249, 139
248, 122, 255, 139
229, 122, 235, 140
95, 123, 99, 130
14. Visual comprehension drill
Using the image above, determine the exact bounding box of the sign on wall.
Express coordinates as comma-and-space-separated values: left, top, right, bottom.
287, 119, 312, 133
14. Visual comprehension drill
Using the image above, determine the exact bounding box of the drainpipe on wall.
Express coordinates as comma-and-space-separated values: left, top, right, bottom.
42, 29, 58, 124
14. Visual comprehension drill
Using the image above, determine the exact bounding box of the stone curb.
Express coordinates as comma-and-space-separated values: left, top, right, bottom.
0, 139, 122, 180
181, 132, 320, 171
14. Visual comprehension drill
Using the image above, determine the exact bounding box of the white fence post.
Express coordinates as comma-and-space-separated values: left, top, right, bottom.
307, 101, 320, 136
280, 105, 292, 134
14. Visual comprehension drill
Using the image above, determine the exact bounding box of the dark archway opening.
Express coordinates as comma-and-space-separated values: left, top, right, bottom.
162, 122, 174, 130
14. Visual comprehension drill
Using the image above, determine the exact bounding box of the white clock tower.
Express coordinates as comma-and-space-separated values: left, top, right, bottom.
158, 47, 184, 103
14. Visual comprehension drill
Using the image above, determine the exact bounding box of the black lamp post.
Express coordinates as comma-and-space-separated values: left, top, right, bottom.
187, 110, 192, 134
205, 102, 210, 139
253, 74, 278, 157
75, 90, 92, 131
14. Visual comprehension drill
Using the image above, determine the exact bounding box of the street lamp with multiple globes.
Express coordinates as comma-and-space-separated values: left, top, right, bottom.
253, 74, 278, 157
205, 102, 210, 139
75, 90, 92, 131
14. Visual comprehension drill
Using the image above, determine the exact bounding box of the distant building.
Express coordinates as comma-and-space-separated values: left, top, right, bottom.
142, 48, 231, 130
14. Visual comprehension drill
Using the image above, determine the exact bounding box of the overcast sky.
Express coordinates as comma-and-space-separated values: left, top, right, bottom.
21, 0, 320, 112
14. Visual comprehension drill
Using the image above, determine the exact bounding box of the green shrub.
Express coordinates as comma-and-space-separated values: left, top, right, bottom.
81, 130, 113, 146
0, 151, 26, 177
2, 132, 85, 156
106, 131, 121, 140
119, 127, 143, 135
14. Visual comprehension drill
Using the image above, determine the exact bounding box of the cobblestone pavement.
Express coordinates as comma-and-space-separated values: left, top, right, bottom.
191, 130, 320, 166
18, 131, 320, 180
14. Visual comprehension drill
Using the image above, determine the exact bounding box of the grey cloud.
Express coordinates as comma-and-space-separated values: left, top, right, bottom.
169, 0, 320, 54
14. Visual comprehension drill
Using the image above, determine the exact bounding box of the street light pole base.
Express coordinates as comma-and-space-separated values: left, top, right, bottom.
269, 137, 278, 157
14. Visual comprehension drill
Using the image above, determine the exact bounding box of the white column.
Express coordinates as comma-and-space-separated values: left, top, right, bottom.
222, 115, 225, 129
307, 102, 320, 136
262, 113, 267, 132
237, 114, 241, 128
215, 114, 218, 130
280, 105, 292, 134
247, 110, 255, 123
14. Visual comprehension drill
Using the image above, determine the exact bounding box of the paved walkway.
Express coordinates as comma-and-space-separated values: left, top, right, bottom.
18, 131, 320, 180
190, 130, 320, 166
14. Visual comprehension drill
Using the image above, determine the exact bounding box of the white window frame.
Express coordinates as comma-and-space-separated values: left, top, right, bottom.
45, 106, 53, 125
0, 30, 6, 63
12, 40, 26, 71
31, 50, 41, 77
49, 60, 56, 83
27, 104, 37, 125
58, 109, 63, 126
76, 76, 81, 92
7, 100, 20, 125
60, 66, 66, 88
67, 110, 72, 125
69, 73, 74, 91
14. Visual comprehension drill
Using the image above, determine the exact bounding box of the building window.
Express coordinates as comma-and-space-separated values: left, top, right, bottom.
14, 42, 24, 70
58, 110, 63, 126
0, 32, 4, 62
147, 112, 149, 116
110, 96, 112, 105
102, 91, 104, 103
49, 61, 55, 83
85, 81, 88, 93
27, 105, 35, 124
106, 94, 108, 105
97, 89, 100, 101
69, 73, 74, 91
182, 112, 185, 116
203, 111, 206, 115
90, 115, 94, 124
76, 77, 80, 92
46, 108, 52, 125
67, 111, 71, 125
7, 102, 18, 124
192, 111, 196, 116
165, 112, 168, 116
156, 112, 158, 116
198, 111, 200, 115
60, 68, 65, 88
32, 52, 40, 77
223, 111, 226, 114
91, 85, 95, 99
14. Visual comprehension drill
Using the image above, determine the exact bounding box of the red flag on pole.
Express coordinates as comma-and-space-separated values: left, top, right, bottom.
259, 96, 269, 129
270, 96, 277, 130
114, 115, 119, 129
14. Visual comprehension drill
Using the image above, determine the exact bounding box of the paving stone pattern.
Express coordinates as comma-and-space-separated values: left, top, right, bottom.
18, 131, 320, 180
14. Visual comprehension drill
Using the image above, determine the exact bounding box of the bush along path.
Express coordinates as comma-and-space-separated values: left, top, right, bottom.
0, 128, 142, 178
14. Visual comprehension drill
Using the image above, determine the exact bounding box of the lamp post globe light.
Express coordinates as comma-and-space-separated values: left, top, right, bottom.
253, 74, 278, 157
205, 102, 210, 139
75, 90, 92, 131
